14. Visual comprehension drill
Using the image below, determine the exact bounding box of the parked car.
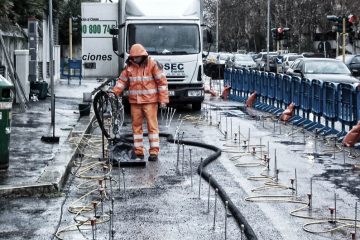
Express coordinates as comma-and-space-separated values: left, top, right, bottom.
217, 52, 233, 65
286, 58, 360, 84
254, 52, 277, 70
268, 55, 283, 73
301, 52, 325, 58
228, 54, 256, 69
335, 54, 360, 76
281, 54, 303, 73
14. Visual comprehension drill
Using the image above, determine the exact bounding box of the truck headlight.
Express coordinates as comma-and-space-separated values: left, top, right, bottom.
187, 90, 203, 97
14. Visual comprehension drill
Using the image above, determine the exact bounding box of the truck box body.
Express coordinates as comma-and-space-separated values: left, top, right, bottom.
82, 0, 205, 107
81, 3, 119, 78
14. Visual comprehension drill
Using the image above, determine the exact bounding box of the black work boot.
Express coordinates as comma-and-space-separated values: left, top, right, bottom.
131, 151, 144, 160
148, 154, 158, 161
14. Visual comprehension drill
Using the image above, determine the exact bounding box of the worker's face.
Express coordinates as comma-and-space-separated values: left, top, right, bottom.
132, 56, 143, 64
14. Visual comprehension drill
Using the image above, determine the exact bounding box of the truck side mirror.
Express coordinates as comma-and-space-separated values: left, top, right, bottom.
109, 28, 119, 35
207, 30, 213, 44
112, 37, 118, 52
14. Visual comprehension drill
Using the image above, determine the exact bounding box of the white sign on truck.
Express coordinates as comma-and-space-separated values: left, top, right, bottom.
81, 3, 118, 78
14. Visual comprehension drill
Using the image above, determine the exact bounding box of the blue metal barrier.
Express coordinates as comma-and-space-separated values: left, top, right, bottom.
282, 74, 292, 106
267, 73, 276, 106
225, 68, 360, 142
249, 70, 256, 94
237, 70, 244, 100
224, 68, 231, 86
275, 74, 284, 108
338, 83, 356, 131
254, 71, 262, 94
356, 85, 360, 122
62, 59, 82, 85
243, 69, 251, 98
233, 69, 240, 101
322, 82, 338, 129
311, 79, 323, 123
260, 72, 269, 104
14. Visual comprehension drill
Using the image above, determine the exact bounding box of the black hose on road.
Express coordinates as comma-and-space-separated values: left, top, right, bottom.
120, 132, 258, 240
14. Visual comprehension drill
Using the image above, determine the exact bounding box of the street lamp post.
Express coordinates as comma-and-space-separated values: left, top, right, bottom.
41, 0, 59, 143
216, 0, 219, 53
266, 0, 270, 71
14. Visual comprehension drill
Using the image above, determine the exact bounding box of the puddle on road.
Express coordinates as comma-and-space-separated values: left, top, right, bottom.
318, 167, 360, 199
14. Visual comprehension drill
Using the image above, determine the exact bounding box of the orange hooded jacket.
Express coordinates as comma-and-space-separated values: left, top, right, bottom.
113, 44, 169, 104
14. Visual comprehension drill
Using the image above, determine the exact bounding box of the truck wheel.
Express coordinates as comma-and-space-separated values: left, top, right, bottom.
192, 102, 202, 111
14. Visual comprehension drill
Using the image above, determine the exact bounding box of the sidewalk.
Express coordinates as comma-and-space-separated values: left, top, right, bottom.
0, 79, 105, 196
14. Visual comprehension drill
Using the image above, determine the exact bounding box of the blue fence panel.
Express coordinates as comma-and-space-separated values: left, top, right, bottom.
267, 73, 276, 100
356, 84, 360, 122
282, 74, 292, 106
249, 70, 256, 93
311, 79, 323, 122
300, 78, 312, 119
338, 83, 356, 131
62, 59, 82, 85
322, 82, 338, 128
291, 76, 302, 111
243, 69, 251, 97
224, 68, 231, 86
275, 74, 284, 108
237, 70, 244, 98
261, 72, 269, 103
230, 69, 236, 96
235, 69, 243, 100
254, 71, 262, 94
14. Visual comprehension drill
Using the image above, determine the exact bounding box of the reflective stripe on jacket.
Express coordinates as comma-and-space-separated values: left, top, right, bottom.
113, 57, 169, 104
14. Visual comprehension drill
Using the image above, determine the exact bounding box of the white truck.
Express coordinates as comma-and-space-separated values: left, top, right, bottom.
81, 0, 212, 110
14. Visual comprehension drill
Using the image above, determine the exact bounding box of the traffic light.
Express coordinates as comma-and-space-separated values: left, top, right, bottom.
282, 28, 290, 40
347, 15, 358, 33
71, 16, 81, 33
272, 27, 290, 41
327, 15, 357, 33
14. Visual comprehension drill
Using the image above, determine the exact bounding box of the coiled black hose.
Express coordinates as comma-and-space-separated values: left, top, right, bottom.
121, 133, 258, 240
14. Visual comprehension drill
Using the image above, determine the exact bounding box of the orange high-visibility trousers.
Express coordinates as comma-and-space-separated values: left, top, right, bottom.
131, 103, 160, 156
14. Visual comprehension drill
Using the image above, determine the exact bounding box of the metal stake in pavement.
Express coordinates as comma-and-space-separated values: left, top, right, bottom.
355, 202, 358, 239
182, 144, 185, 175
91, 218, 96, 240
207, 174, 212, 213
225, 201, 228, 240
198, 158, 203, 199
189, 149, 193, 189
240, 224, 245, 240
213, 188, 218, 230
122, 168, 126, 200
247, 128, 251, 153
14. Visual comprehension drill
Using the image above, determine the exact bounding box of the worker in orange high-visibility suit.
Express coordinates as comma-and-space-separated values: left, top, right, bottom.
112, 43, 169, 161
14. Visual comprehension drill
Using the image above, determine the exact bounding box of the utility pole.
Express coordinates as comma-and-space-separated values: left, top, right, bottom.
266, 0, 270, 71
216, 0, 219, 53
41, 0, 59, 143
69, 17, 72, 60
342, 17, 346, 63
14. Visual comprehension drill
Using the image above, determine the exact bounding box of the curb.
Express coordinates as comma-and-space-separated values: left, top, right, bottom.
0, 114, 96, 197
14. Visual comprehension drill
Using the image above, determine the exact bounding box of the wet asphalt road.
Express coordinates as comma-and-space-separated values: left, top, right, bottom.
1, 97, 360, 240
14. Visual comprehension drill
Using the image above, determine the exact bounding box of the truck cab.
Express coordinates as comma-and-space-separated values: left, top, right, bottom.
113, 0, 209, 110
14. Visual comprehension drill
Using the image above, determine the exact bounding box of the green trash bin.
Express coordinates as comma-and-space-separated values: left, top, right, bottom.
0, 75, 13, 169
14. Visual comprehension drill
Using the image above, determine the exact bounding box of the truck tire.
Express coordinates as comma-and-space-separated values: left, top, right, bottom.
192, 102, 202, 111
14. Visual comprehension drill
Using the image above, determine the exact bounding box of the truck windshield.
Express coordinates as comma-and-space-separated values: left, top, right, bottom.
127, 24, 200, 55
